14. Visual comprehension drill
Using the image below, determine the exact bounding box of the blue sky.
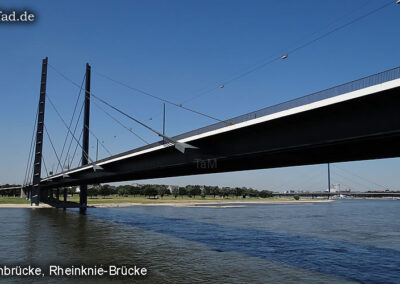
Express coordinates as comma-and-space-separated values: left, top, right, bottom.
1, 0, 399, 191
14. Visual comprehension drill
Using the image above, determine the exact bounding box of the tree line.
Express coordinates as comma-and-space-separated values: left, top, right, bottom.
83, 184, 273, 199
0, 183, 274, 199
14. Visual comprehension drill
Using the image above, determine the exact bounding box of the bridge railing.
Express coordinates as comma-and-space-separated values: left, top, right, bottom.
175, 66, 400, 140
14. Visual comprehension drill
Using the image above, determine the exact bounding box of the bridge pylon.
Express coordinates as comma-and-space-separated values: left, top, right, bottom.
31, 57, 48, 206
79, 63, 91, 213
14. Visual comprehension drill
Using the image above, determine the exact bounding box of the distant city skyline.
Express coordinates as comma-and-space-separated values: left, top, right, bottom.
1, 0, 400, 191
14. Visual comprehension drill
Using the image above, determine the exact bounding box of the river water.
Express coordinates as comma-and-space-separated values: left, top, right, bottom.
0, 199, 399, 283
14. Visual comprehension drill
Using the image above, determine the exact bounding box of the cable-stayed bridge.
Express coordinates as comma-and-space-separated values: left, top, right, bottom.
21, 58, 400, 212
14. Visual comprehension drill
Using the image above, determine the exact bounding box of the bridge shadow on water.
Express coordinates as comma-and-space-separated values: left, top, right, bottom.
86, 207, 400, 284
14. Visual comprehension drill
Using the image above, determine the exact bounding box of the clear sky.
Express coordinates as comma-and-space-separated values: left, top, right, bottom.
1, 0, 399, 191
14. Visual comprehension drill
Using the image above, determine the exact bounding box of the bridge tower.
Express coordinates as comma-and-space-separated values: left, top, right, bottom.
31, 57, 48, 206
80, 63, 91, 213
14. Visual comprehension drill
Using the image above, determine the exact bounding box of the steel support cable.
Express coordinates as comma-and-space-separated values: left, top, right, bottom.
174, 56, 277, 106
331, 170, 374, 192
23, 105, 38, 186
91, 94, 174, 142
49, 63, 225, 124
24, 135, 35, 186
93, 71, 226, 123
69, 129, 83, 169
281, 0, 373, 58
48, 64, 82, 91
84, 124, 113, 156
224, 57, 282, 87
182, 1, 373, 105
332, 165, 390, 190
49, 64, 207, 150
49, 68, 150, 148
180, 0, 395, 104
284, 1, 394, 59
42, 155, 49, 177
221, 1, 393, 88
91, 94, 199, 153
48, 64, 86, 169
27, 149, 37, 185
331, 169, 373, 191
25, 136, 37, 185
48, 91, 113, 166
56, 73, 86, 173
92, 100, 149, 145
62, 103, 84, 170
44, 125, 64, 173
24, 105, 39, 185
24, 138, 33, 185
28, 168, 34, 187
46, 94, 98, 166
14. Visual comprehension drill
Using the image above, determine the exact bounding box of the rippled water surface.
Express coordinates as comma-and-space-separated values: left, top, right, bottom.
0, 199, 399, 283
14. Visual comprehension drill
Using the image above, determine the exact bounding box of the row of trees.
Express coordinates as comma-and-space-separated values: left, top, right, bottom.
85, 184, 273, 199
0, 183, 274, 199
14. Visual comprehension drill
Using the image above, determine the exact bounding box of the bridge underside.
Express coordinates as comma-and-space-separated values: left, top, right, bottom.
40, 86, 400, 189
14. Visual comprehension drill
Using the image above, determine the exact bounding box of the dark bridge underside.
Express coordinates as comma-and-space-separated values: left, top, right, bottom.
41, 86, 400, 189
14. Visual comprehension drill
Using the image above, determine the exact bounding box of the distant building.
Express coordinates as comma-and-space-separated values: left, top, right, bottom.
167, 185, 179, 193
330, 184, 339, 192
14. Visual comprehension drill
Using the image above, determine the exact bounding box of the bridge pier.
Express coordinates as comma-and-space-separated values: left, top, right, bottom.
63, 188, 67, 210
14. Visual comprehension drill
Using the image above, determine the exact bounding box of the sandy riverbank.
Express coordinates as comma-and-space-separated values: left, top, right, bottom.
0, 203, 52, 208
0, 199, 334, 208
89, 199, 334, 208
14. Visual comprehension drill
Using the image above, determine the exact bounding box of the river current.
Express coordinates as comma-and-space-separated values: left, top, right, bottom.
0, 199, 399, 283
